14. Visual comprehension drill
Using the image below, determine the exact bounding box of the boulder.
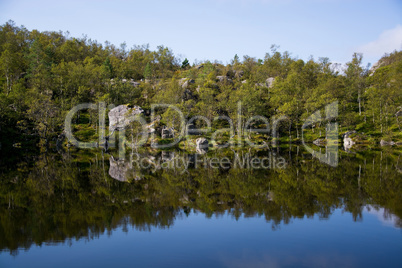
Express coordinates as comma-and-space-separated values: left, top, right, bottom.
109, 156, 130, 182
180, 78, 195, 89
343, 131, 356, 149
109, 156, 141, 182
266, 77, 275, 88
216, 76, 233, 83
380, 140, 396, 146
196, 138, 209, 153
108, 105, 143, 131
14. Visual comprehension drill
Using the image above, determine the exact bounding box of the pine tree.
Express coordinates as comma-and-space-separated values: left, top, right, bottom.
181, 58, 190, 69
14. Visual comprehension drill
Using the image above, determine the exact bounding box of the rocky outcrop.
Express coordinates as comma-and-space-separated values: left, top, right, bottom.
108, 105, 144, 131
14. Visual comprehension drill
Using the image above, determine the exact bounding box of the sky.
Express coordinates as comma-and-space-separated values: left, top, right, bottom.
1, 0, 401, 67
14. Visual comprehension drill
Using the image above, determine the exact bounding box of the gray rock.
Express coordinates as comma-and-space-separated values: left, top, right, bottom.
110, 79, 140, 87
196, 138, 208, 154
109, 156, 130, 182
108, 105, 143, 131
109, 156, 141, 182
343, 137, 355, 150
369, 61, 382, 76
266, 77, 275, 88
129, 80, 141, 87
343, 131, 356, 150
380, 140, 396, 146
216, 76, 233, 83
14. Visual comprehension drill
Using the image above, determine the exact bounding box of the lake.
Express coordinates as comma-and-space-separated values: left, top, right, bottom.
0, 146, 401, 267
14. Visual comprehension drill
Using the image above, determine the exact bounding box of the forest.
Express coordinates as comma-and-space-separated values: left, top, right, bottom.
0, 21, 401, 256
0, 20, 401, 151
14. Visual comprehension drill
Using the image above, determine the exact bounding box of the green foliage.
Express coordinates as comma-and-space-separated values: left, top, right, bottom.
181, 58, 190, 69
0, 147, 401, 253
143, 62, 152, 79
0, 20, 401, 149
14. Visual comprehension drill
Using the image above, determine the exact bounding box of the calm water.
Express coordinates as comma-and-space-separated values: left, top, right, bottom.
0, 146, 401, 268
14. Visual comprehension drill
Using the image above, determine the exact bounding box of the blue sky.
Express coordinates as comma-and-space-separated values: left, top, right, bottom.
1, 0, 401, 67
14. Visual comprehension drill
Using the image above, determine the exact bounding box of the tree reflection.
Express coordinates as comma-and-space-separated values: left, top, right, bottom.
0, 146, 401, 254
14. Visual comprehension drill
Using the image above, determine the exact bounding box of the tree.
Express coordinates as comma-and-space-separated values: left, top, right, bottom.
144, 62, 152, 79
181, 58, 190, 69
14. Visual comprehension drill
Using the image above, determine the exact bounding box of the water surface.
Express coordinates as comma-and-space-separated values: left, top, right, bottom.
0, 146, 401, 267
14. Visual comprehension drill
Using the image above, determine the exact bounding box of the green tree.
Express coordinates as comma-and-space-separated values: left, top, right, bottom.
181, 58, 190, 69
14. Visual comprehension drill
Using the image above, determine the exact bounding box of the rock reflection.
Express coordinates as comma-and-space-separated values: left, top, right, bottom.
0, 146, 401, 254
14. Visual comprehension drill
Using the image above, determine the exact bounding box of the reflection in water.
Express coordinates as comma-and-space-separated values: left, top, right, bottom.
109, 156, 131, 182
365, 205, 401, 228
0, 146, 401, 259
